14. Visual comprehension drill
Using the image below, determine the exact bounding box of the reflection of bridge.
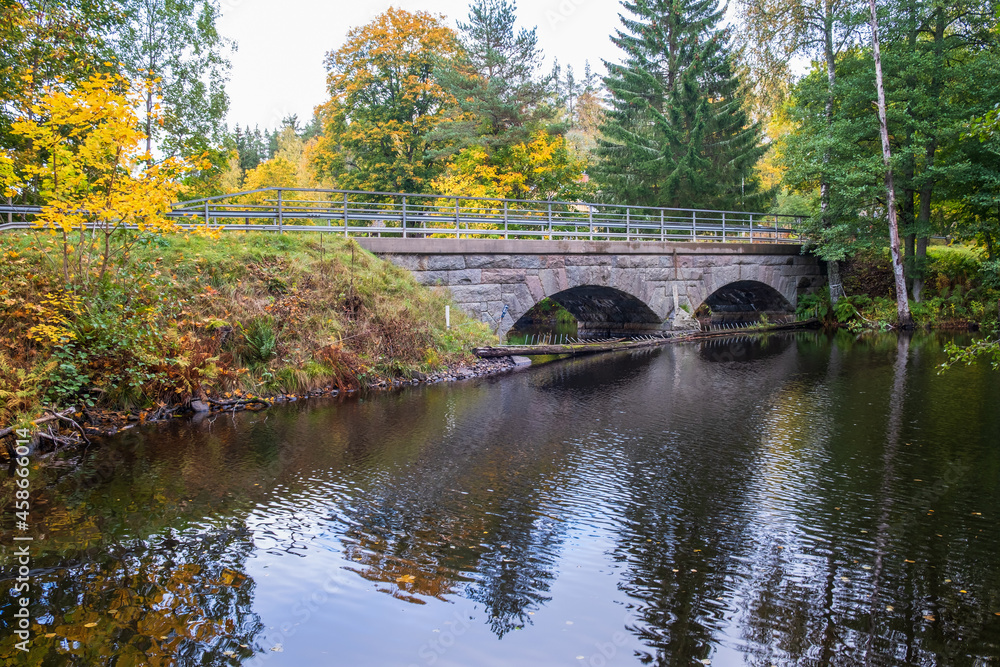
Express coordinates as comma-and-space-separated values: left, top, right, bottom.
1, 188, 824, 335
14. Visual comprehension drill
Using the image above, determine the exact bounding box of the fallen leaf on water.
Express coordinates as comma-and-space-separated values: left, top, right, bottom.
960, 590, 968, 594
672, 569, 679, 573
886, 605, 894, 612
700, 660, 711, 665
840, 577, 850, 582
945, 579, 952, 583
862, 565, 872, 570
396, 574, 416, 584
905, 559, 915, 564
914, 479, 923, 482
923, 615, 935, 621
45, 633, 56, 638
84, 622, 97, 628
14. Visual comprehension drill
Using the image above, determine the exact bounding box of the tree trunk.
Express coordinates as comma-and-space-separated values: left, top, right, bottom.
821, 11, 844, 305
911, 10, 947, 303
869, 0, 912, 328
913, 236, 928, 302
828, 258, 845, 304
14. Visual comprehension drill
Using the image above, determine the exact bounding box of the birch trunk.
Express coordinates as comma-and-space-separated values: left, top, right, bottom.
869, 0, 912, 328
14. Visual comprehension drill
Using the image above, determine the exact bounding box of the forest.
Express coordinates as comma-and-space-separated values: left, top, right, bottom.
1, 0, 1000, 427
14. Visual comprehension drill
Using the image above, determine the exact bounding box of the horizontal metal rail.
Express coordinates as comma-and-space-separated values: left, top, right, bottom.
0, 188, 805, 243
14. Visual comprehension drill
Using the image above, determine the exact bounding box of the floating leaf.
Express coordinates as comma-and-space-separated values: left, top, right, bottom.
886, 605, 894, 612
923, 615, 935, 621
396, 574, 416, 584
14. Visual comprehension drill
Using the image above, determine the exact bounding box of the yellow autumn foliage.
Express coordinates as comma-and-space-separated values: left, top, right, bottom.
432, 131, 589, 202
10, 72, 195, 285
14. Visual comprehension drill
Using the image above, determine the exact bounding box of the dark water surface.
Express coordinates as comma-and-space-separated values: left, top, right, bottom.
3, 332, 1000, 666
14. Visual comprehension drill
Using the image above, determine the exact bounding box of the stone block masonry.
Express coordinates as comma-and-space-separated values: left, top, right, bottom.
358, 239, 826, 336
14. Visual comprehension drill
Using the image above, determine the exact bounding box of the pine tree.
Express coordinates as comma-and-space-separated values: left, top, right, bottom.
433, 0, 554, 152
595, 0, 768, 210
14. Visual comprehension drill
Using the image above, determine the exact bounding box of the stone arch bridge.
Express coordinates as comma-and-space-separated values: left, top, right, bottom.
358, 239, 826, 337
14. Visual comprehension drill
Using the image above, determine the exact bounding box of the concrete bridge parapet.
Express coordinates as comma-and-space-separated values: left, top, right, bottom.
357, 239, 826, 335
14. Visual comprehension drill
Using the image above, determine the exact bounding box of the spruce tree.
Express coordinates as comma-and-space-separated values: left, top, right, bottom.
595, 0, 768, 210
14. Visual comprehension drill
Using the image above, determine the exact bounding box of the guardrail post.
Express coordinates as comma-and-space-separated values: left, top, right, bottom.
402, 195, 407, 239
343, 192, 349, 236
504, 200, 508, 239
691, 210, 696, 242
277, 189, 284, 234
204, 200, 210, 229
589, 206, 594, 241
548, 201, 553, 239
626, 207, 630, 242
722, 212, 726, 243
455, 197, 460, 238
749, 214, 754, 243
660, 209, 665, 242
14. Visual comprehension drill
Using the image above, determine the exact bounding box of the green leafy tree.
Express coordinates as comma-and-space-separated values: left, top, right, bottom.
311, 8, 460, 194
781, 0, 1000, 306
734, 0, 863, 303
595, 0, 769, 210
117, 0, 234, 159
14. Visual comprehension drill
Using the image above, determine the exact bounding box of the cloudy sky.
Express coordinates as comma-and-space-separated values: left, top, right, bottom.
217, 0, 627, 130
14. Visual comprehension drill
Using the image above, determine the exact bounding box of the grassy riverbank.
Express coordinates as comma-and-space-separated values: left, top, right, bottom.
0, 231, 493, 430
797, 245, 1000, 331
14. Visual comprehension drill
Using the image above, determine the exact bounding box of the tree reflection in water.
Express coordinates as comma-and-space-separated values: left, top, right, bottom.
0, 522, 262, 665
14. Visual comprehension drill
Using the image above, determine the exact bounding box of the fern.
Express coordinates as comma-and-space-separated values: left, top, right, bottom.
0, 353, 56, 425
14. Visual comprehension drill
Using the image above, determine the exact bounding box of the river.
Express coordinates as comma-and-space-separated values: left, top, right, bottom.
2, 331, 999, 666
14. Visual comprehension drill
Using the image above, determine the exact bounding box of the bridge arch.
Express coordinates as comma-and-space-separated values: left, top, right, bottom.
358, 238, 826, 336
510, 285, 663, 339
694, 280, 795, 325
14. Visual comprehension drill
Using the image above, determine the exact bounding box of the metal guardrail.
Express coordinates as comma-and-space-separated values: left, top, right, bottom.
1, 188, 804, 243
